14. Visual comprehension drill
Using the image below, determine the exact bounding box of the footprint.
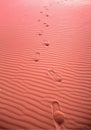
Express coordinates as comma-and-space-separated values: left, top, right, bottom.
38, 19, 41, 22
43, 6, 49, 10
51, 100, 61, 112
48, 69, 62, 82
46, 14, 49, 17
40, 11, 43, 14
45, 24, 50, 27
43, 23, 50, 27
51, 101, 65, 130
53, 111, 65, 125
43, 41, 50, 46
34, 52, 40, 62
38, 33, 43, 36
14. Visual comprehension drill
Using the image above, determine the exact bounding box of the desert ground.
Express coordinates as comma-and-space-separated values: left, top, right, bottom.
0, 0, 91, 130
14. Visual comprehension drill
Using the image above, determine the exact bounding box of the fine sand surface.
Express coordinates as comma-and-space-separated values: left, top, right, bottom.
0, 0, 91, 130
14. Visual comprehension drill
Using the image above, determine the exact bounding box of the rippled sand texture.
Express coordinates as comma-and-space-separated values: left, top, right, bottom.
0, 0, 91, 130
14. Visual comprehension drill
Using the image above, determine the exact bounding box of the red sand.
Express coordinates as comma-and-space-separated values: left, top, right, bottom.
0, 0, 91, 130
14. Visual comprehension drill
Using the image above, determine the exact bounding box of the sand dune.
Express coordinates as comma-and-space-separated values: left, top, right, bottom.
0, 0, 91, 130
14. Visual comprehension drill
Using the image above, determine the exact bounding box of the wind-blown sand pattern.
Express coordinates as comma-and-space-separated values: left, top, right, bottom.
0, 0, 91, 130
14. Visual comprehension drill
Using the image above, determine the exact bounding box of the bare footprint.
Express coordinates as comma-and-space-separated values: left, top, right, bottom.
48, 69, 62, 82
34, 52, 40, 62
43, 41, 50, 47
53, 111, 65, 125
51, 100, 61, 112
51, 101, 65, 130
